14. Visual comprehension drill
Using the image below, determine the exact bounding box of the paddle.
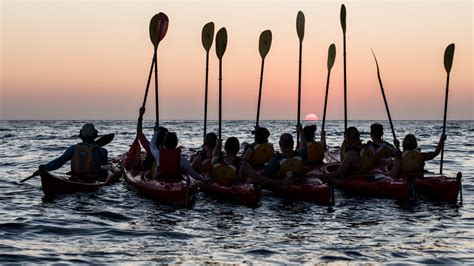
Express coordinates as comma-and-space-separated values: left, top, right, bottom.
340, 4, 347, 132
201, 22, 215, 144
371, 50, 399, 152
256, 30, 272, 127
152, 12, 169, 127
440, 43, 455, 175
215, 27, 227, 140
321, 44, 336, 141
296, 11, 305, 146
20, 133, 115, 183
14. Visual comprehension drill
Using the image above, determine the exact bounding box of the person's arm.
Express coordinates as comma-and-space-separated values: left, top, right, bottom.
180, 156, 205, 182
322, 151, 357, 179
43, 146, 75, 172
422, 134, 446, 161
297, 124, 307, 150
211, 139, 222, 165
150, 126, 160, 167
242, 146, 253, 162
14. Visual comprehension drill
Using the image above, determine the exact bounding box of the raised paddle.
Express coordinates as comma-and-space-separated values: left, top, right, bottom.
20, 133, 115, 183
256, 30, 272, 127
440, 43, 455, 175
152, 12, 169, 127
215, 27, 228, 140
201, 22, 215, 144
296, 11, 305, 146
321, 44, 336, 141
340, 4, 347, 132
371, 49, 399, 151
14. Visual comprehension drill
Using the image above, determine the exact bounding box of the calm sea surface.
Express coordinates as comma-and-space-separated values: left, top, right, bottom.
1, 120, 473, 263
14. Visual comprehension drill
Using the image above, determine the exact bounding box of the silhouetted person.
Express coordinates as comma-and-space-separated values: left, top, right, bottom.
210, 137, 244, 186
191, 132, 218, 173
366, 123, 399, 161
242, 126, 274, 167
303, 124, 326, 164
391, 134, 446, 177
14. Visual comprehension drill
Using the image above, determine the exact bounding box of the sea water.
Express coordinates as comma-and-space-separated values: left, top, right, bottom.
1, 120, 473, 263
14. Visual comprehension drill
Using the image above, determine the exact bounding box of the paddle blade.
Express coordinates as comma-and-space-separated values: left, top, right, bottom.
215, 27, 228, 60
371, 49, 382, 82
96, 133, 115, 147
259, 30, 272, 59
327, 43, 336, 71
202, 22, 215, 52
444, 43, 455, 74
149, 12, 169, 47
340, 4, 347, 34
296, 11, 305, 41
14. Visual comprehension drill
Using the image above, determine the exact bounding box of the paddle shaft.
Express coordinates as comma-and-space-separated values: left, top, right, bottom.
203, 51, 210, 143
297, 41, 302, 145
154, 25, 164, 126
322, 70, 331, 135
440, 73, 450, 174
343, 33, 347, 132
380, 80, 398, 146
141, 57, 156, 109
20, 173, 38, 183
218, 59, 223, 139
256, 58, 265, 127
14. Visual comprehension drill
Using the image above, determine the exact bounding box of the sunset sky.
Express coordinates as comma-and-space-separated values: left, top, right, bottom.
1, 0, 472, 120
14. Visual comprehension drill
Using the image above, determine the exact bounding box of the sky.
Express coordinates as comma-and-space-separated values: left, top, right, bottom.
1, 0, 473, 120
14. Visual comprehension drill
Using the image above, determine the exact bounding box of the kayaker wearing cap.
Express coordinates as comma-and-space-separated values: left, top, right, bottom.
38, 123, 108, 180
366, 123, 399, 162
241, 124, 307, 186
321, 127, 376, 179
390, 133, 446, 177
150, 124, 204, 181
303, 124, 326, 164
191, 132, 217, 173
210, 137, 244, 186
242, 127, 274, 167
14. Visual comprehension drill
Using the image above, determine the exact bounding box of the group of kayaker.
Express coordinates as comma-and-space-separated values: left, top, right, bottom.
37, 114, 446, 187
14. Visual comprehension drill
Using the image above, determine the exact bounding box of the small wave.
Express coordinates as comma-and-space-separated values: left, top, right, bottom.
86, 211, 133, 222
245, 249, 277, 256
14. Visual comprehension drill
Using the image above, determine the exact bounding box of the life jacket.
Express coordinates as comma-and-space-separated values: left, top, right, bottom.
401, 149, 424, 173
275, 155, 306, 178
355, 145, 376, 174
345, 144, 376, 174
152, 148, 181, 179
306, 141, 325, 163
369, 141, 396, 161
71, 143, 101, 177
211, 157, 241, 186
249, 143, 274, 166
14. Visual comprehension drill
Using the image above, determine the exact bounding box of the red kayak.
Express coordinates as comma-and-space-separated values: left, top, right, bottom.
262, 175, 334, 205
198, 179, 261, 206
123, 170, 197, 207
39, 166, 121, 197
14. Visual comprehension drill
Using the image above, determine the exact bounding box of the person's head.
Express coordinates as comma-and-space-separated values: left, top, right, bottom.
79, 123, 98, 141
156, 126, 169, 148
279, 133, 294, 153
224, 137, 240, 155
253, 127, 270, 144
370, 123, 383, 140
303, 125, 317, 142
345, 127, 361, 145
163, 132, 178, 149
204, 132, 218, 150
402, 134, 417, 151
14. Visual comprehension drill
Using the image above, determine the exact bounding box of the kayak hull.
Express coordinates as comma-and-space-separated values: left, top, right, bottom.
199, 180, 261, 206
39, 167, 120, 197
124, 170, 196, 207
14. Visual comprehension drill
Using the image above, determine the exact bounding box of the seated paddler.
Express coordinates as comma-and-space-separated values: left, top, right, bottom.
303, 124, 326, 164
150, 124, 204, 181
242, 126, 274, 167
240, 124, 307, 186
390, 133, 446, 177
210, 137, 245, 186
366, 123, 400, 162
191, 132, 217, 173
38, 123, 108, 180
320, 127, 376, 179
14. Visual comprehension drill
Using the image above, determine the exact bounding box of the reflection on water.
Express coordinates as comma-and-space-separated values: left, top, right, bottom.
0, 120, 473, 263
